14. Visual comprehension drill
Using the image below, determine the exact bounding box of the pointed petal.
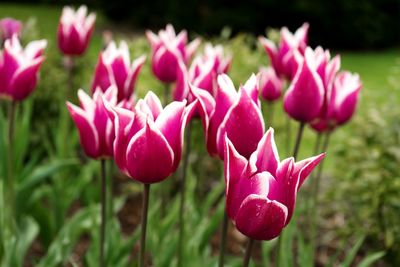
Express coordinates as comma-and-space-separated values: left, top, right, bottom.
66, 102, 99, 158
125, 120, 174, 183
249, 128, 280, 176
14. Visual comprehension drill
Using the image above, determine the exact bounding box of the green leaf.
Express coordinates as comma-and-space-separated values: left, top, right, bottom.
340, 236, 365, 267
357, 251, 385, 267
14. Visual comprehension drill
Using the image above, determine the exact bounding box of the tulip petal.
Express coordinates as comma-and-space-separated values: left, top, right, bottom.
126, 120, 174, 183
67, 102, 99, 158
249, 128, 280, 176
293, 153, 325, 188
224, 137, 249, 218
217, 87, 265, 159
235, 194, 288, 241
144, 91, 163, 120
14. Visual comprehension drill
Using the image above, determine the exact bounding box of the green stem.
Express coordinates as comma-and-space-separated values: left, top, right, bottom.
163, 83, 170, 106
6, 101, 16, 233
178, 121, 192, 267
218, 211, 229, 267
310, 132, 331, 258
139, 184, 150, 267
100, 159, 107, 267
265, 101, 275, 128
292, 122, 305, 160
285, 116, 292, 157
242, 238, 254, 267
107, 161, 114, 219
65, 56, 74, 100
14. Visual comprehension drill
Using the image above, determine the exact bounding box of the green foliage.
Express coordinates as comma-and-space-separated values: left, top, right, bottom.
328, 99, 400, 264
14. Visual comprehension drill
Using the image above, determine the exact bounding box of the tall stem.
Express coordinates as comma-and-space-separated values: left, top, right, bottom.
140, 184, 151, 267
178, 121, 192, 267
163, 83, 170, 106
100, 159, 107, 267
285, 116, 292, 157
292, 122, 305, 160
265, 101, 275, 128
310, 132, 331, 258
6, 101, 16, 232
65, 56, 74, 100
242, 238, 255, 267
218, 211, 229, 267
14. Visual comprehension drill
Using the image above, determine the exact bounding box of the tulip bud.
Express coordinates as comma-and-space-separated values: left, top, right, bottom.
311, 71, 362, 132
258, 67, 283, 102
224, 128, 325, 240
194, 74, 264, 159
92, 41, 146, 102
259, 23, 309, 79
109, 91, 197, 183
0, 18, 22, 42
57, 5, 96, 56
67, 86, 118, 159
283, 48, 324, 122
146, 24, 200, 83
0, 35, 47, 101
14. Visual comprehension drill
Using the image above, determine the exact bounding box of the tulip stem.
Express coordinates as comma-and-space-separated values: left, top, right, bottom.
65, 56, 74, 100
292, 122, 305, 160
242, 238, 254, 267
218, 211, 229, 267
285, 116, 292, 158
163, 83, 170, 106
310, 132, 331, 258
100, 159, 107, 267
6, 101, 17, 233
178, 121, 192, 267
140, 183, 151, 267
266, 101, 275, 128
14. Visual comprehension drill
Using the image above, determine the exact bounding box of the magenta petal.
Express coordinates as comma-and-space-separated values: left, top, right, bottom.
67, 102, 99, 158
155, 101, 186, 170
249, 128, 280, 176
224, 137, 249, 219
9, 57, 44, 101
189, 85, 215, 138
293, 153, 325, 188
144, 91, 163, 120
112, 108, 136, 174
125, 120, 174, 183
152, 46, 181, 83
124, 55, 146, 100
283, 50, 324, 122
110, 55, 129, 97
92, 55, 112, 94
173, 60, 189, 101
235, 195, 288, 240
216, 88, 265, 159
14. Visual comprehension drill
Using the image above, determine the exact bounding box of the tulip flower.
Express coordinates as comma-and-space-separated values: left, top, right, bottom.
146, 24, 200, 83
92, 41, 146, 102
67, 86, 118, 159
311, 71, 362, 132
283, 47, 325, 123
0, 18, 22, 42
259, 23, 309, 79
107, 91, 196, 183
0, 35, 47, 101
259, 66, 283, 102
174, 44, 231, 101
224, 128, 325, 241
194, 74, 264, 159
57, 5, 96, 56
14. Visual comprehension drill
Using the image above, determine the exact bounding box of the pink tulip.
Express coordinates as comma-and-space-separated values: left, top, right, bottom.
0, 35, 46, 101
57, 5, 96, 56
0, 18, 22, 42
146, 24, 200, 83
67, 86, 118, 159
311, 71, 362, 132
283, 47, 325, 122
258, 66, 284, 102
92, 41, 146, 102
259, 23, 309, 79
224, 128, 325, 240
194, 74, 264, 159
174, 44, 231, 101
107, 91, 197, 183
